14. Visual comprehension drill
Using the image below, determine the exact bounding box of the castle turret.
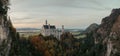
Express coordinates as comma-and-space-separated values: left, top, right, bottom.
45, 20, 47, 25
62, 25, 64, 33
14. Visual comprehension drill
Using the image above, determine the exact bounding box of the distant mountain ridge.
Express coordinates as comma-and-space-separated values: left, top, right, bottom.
16, 28, 84, 32
84, 23, 99, 33
16, 28, 40, 32
16, 28, 40, 30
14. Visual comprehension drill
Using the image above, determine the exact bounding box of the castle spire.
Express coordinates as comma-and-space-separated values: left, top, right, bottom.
45, 20, 47, 25
62, 25, 64, 33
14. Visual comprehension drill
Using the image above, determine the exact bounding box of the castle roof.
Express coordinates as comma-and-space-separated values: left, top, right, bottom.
43, 25, 56, 29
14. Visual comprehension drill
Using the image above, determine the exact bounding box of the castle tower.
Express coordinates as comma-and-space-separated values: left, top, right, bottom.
45, 20, 47, 25
62, 25, 64, 33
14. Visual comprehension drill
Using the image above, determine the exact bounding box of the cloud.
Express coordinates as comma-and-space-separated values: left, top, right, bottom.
10, 0, 120, 29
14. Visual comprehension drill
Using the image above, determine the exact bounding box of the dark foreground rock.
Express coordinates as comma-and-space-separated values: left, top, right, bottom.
0, 0, 17, 56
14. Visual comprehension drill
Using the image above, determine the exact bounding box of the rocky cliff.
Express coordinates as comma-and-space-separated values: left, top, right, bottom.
0, 0, 17, 56
83, 8, 120, 56
94, 8, 120, 56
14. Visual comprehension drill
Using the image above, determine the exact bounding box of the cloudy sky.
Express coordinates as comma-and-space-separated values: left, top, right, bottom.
9, 0, 120, 29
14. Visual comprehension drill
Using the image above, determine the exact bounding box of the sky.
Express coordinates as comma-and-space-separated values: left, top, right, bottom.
9, 0, 120, 29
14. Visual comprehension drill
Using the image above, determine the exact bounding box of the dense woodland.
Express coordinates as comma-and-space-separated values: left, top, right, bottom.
9, 32, 82, 56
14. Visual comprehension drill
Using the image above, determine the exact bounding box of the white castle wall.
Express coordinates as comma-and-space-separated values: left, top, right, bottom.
41, 27, 62, 40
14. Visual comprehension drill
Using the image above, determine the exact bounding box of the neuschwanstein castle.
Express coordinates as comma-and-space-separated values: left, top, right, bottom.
41, 20, 64, 40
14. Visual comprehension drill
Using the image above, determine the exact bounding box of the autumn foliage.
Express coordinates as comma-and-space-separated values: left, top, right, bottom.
30, 35, 52, 56
29, 32, 81, 56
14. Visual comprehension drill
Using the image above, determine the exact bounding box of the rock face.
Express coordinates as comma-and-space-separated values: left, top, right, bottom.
0, 17, 13, 56
0, 0, 17, 56
94, 9, 120, 56
81, 8, 120, 56
88, 8, 120, 56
